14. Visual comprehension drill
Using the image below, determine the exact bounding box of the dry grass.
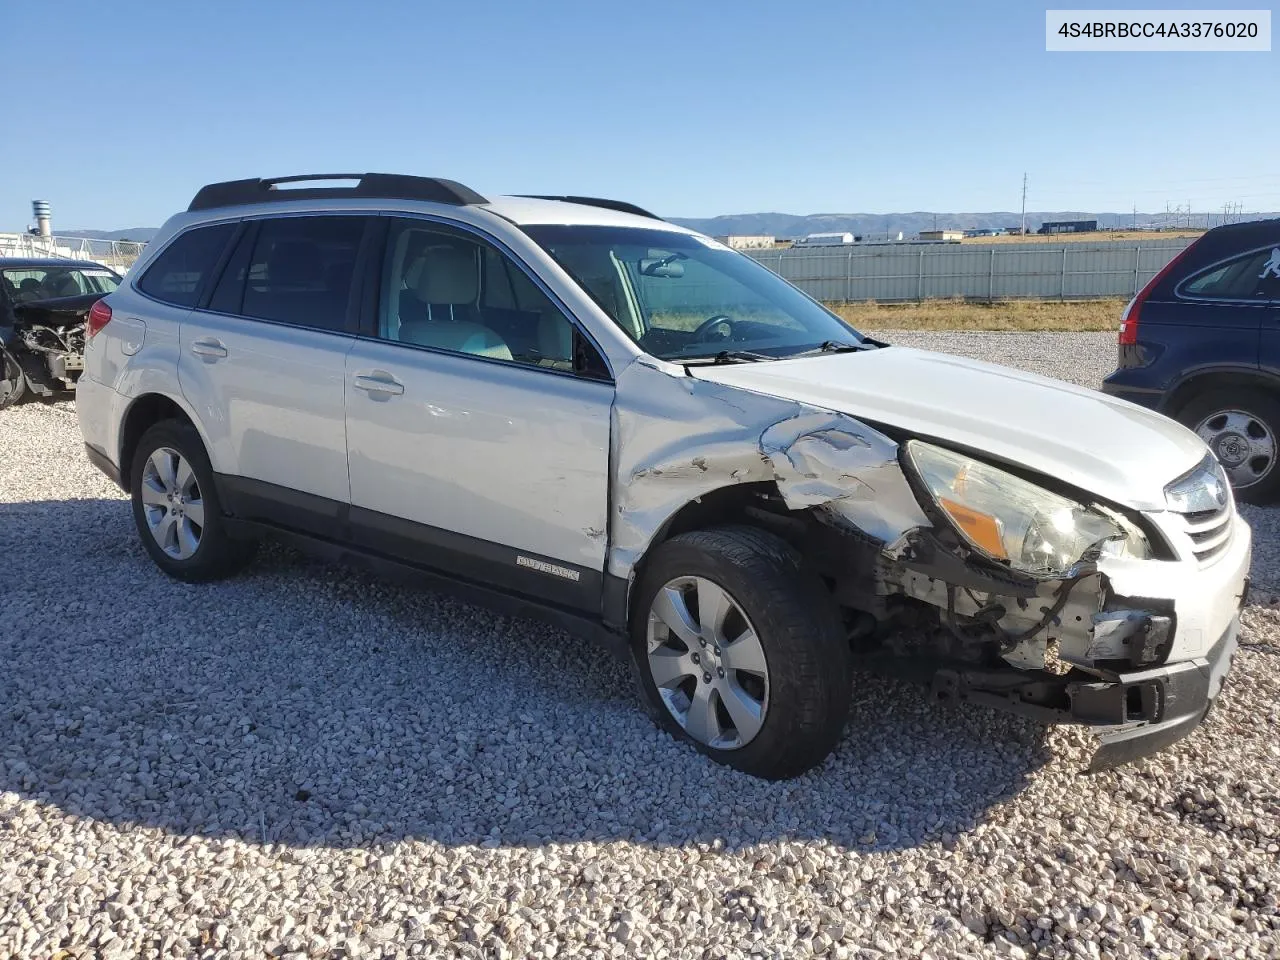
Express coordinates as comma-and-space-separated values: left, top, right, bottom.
827, 298, 1127, 332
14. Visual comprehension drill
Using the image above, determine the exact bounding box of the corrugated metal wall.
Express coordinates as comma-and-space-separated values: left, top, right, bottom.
745, 237, 1197, 302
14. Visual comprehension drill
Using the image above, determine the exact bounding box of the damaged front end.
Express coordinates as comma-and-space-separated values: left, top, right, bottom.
612, 359, 1245, 770
0, 293, 97, 408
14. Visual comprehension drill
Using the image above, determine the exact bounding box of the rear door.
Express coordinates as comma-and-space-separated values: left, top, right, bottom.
1140, 245, 1269, 399
343, 216, 614, 612
178, 214, 372, 533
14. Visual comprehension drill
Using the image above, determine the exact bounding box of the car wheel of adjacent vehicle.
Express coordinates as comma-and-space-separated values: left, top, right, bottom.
0, 347, 25, 409
1177, 389, 1280, 504
130, 420, 256, 581
630, 525, 852, 780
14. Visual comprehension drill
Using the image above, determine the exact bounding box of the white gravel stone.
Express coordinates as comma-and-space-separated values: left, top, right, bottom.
2, 333, 1279, 959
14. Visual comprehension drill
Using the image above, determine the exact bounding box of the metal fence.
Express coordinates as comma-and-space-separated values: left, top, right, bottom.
745, 237, 1199, 302
0, 233, 147, 274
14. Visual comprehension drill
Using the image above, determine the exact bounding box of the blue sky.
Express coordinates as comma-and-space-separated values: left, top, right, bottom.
3, 0, 1277, 229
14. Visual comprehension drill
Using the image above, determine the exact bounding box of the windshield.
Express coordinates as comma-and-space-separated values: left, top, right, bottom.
1, 266, 122, 303
522, 225, 864, 361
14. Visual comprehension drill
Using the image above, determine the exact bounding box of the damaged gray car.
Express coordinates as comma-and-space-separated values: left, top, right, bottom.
78, 175, 1252, 780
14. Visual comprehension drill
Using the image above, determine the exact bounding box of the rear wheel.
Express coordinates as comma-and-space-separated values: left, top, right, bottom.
1176, 388, 1280, 504
630, 526, 852, 780
130, 420, 257, 581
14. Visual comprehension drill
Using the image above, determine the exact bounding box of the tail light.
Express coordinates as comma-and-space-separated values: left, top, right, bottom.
86, 299, 112, 339
1118, 240, 1200, 346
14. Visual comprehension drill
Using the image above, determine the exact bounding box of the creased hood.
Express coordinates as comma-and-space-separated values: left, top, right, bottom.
690, 346, 1209, 512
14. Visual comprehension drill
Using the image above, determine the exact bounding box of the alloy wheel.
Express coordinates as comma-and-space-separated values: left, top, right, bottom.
139, 447, 205, 559
646, 575, 769, 750
1194, 408, 1275, 490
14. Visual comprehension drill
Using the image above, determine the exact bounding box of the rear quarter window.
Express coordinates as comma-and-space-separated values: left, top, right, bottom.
1179, 246, 1280, 301
137, 223, 236, 308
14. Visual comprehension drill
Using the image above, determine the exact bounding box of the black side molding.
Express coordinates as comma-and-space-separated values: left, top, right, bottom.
221, 516, 627, 660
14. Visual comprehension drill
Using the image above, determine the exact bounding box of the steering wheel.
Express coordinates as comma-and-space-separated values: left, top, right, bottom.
692, 314, 736, 342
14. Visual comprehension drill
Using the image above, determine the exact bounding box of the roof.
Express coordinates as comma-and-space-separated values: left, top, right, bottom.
0, 256, 119, 272
181, 174, 693, 235
481, 195, 693, 232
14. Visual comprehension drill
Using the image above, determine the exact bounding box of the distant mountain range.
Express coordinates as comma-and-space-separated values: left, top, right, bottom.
49, 210, 1277, 244
57, 227, 160, 242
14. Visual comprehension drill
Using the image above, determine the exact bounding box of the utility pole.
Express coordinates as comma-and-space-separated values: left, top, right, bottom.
1133, 204, 1137, 231
1020, 172, 1028, 235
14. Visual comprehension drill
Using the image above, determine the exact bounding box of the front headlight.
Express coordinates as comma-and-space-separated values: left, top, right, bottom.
904, 440, 1151, 578
1164, 454, 1231, 513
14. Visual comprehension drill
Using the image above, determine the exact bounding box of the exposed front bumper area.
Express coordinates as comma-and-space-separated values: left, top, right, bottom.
1082, 612, 1240, 771
930, 605, 1243, 771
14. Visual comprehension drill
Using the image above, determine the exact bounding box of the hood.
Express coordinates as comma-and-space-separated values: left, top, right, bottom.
690, 346, 1208, 512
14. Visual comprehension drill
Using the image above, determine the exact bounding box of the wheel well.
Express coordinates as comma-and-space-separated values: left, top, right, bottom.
656, 482, 784, 544
623, 482, 810, 615
1165, 371, 1280, 418
119, 394, 193, 491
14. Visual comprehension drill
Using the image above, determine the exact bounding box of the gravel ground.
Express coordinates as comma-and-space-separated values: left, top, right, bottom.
2, 333, 1279, 960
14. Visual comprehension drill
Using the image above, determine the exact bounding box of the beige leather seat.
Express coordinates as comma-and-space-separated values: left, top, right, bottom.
398, 246, 512, 361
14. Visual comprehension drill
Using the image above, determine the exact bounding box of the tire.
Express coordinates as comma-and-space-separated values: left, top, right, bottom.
0, 347, 25, 409
129, 420, 257, 582
16, 350, 57, 398
630, 525, 852, 780
1175, 388, 1280, 505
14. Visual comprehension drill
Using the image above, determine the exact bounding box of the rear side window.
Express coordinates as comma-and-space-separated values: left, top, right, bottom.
239, 216, 366, 331
137, 223, 236, 307
1181, 246, 1280, 301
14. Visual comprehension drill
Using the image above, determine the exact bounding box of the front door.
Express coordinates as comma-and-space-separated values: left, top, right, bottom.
344, 217, 613, 612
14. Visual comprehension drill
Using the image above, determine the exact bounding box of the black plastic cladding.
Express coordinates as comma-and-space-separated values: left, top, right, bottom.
187, 174, 489, 212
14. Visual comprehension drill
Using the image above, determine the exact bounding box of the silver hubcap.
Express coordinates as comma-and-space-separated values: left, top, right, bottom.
646, 576, 769, 750
139, 447, 204, 560
1194, 409, 1275, 489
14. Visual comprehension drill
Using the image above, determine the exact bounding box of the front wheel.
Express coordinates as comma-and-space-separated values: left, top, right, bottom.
1176, 389, 1280, 504
630, 526, 852, 780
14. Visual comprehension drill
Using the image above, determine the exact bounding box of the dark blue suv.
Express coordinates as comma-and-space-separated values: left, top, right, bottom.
1102, 217, 1280, 503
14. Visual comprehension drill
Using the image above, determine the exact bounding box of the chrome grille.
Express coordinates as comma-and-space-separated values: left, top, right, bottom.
1178, 503, 1233, 564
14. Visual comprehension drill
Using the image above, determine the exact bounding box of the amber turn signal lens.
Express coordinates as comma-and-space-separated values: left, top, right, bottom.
938, 497, 1008, 559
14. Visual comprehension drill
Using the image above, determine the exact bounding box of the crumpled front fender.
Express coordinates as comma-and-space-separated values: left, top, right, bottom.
608, 358, 914, 579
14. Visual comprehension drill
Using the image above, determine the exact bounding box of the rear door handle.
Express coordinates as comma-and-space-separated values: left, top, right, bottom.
352, 373, 405, 397
190, 337, 228, 359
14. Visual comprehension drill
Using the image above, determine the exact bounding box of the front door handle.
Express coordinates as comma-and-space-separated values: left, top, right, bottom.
352, 373, 405, 397
190, 338, 228, 359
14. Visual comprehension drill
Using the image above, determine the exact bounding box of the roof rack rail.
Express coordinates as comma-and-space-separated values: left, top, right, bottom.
188, 173, 488, 212
517, 195, 663, 221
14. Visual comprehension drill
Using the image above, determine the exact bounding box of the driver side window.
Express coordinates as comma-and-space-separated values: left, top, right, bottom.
380, 219, 599, 374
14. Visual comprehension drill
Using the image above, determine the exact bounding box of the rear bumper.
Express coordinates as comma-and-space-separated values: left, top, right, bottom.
1098, 380, 1164, 411
85, 442, 124, 490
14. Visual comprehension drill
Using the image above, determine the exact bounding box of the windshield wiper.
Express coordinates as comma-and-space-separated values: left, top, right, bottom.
682, 349, 774, 364
792, 339, 879, 357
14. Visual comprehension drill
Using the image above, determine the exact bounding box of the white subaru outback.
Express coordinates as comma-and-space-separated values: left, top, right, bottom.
78, 174, 1252, 779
